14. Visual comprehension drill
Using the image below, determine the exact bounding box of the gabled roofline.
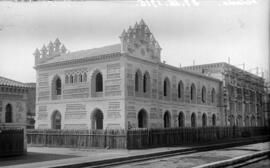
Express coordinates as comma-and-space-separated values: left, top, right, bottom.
0, 76, 31, 88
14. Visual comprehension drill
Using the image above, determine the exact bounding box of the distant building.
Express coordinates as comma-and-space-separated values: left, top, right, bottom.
34, 19, 223, 130
0, 76, 34, 153
182, 63, 266, 127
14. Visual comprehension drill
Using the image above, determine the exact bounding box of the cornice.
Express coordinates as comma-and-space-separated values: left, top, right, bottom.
35, 52, 122, 70
159, 63, 222, 83
125, 54, 221, 83
125, 54, 158, 67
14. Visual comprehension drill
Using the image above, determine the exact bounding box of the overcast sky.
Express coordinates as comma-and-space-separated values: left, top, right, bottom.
0, 0, 269, 83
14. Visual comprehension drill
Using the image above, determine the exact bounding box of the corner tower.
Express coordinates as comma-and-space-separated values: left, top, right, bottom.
120, 19, 161, 63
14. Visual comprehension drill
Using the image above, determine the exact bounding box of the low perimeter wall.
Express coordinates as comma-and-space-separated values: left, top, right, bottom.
0, 128, 25, 157
27, 126, 270, 149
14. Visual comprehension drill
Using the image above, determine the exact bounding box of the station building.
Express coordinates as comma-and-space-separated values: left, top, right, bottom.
0, 76, 33, 153
34, 20, 223, 130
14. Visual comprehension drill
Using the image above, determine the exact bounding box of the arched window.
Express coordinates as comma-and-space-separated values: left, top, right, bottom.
52, 75, 61, 99
135, 70, 142, 92
135, 72, 139, 92
79, 73, 83, 82
51, 111, 61, 129
138, 109, 148, 128
164, 81, 167, 96
190, 83, 196, 102
178, 111, 185, 127
143, 74, 147, 93
212, 114, 216, 126
83, 72, 87, 82
236, 115, 242, 126
251, 116, 256, 126
201, 86, 206, 103
163, 77, 170, 97
91, 70, 103, 97
65, 75, 69, 84
5, 104, 12, 123
91, 109, 104, 129
96, 72, 103, 92
56, 78, 61, 95
178, 81, 184, 99
202, 113, 207, 127
143, 72, 150, 93
191, 113, 196, 127
211, 88, 215, 103
164, 111, 171, 128
70, 75, 74, 83
245, 116, 249, 126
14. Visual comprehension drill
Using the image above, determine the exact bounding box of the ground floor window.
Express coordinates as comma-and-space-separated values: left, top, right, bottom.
51, 111, 61, 129
202, 113, 207, 127
5, 104, 12, 123
212, 114, 216, 126
191, 113, 196, 127
91, 109, 104, 129
178, 112, 185, 127
164, 111, 171, 128
138, 109, 148, 128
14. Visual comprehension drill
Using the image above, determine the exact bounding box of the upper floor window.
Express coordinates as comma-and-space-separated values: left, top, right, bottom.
65, 72, 87, 84
135, 72, 139, 92
178, 81, 184, 99
163, 77, 170, 97
5, 104, 12, 123
52, 75, 61, 100
56, 78, 61, 95
96, 72, 103, 92
91, 70, 103, 97
79, 74, 83, 82
201, 86, 206, 103
190, 83, 196, 101
135, 70, 142, 92
70, 75, 74, 83
65, 75, 69, 84
211, 88, 215, 103
143, 71, 150, 93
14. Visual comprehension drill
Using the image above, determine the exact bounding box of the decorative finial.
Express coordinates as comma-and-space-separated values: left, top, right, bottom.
61, 45, 67, 54
120, 29, 126, 38
150, 34, 155, 42
54, 38, 61, 53
139, 19, 145, 26
47, 41, 54, 56
155, 42, 161, 49
33, 48, 40, 57
41, 45, 47, 58
145, 26, 150, 34
134, 22, 139, 29
127, 26, 132, 34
